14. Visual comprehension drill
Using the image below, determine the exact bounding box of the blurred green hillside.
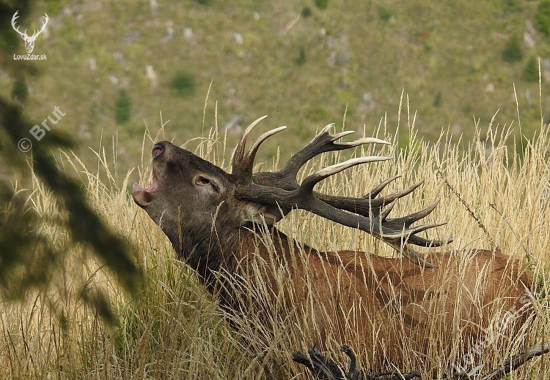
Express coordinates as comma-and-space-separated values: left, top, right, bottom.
2, 0, 550, 171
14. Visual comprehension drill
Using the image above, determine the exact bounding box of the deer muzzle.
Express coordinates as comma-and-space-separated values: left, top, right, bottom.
132, 143, 165, 207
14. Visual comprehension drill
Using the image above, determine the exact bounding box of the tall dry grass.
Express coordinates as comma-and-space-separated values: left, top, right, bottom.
1, 107, 549, 379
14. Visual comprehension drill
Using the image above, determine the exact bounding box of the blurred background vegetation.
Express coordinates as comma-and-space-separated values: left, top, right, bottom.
2, 0, 550, 174
0, 0, 140, 322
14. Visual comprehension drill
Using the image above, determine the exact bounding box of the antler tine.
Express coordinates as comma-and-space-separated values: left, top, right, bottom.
239, 126, 287, 182
379, 200, 396, 221
383, 200, 440, 229
376, 198, 450, 250
314, 179, 423, 218
319, 122, 336, 135
335, 136, 391, 148
278, 123, 336, 178
331, 130, 355, 140
280, 124, 390, 179
232, 115, 268, 177
311, 176, 400, 217
365, 175, 401, 199
378, 181, 423, 206
381, 222, 447, 240
407, 234, 453, 247
379, 200, 453, 246
301, 156, 393, 194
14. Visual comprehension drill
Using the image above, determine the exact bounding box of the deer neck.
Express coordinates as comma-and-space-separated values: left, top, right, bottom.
172, 222, 302, 293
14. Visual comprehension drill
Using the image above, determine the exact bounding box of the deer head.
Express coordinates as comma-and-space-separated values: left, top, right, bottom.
132, 139, 283, 260
133, 116, 451, 269
11, 11, 48, 54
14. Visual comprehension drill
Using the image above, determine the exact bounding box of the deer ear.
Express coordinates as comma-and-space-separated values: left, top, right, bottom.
240, 202, 283, 226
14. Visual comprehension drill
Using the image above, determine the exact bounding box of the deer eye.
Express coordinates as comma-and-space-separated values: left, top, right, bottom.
195, 175, 220, 193
195, 175, 210, 185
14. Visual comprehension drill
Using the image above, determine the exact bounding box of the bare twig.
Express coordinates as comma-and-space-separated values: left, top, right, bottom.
293, 346, 346, 379
488, 203, 539, 270
293, 343, 550, 380
293, 346, 420, 380
436, 170, 497, 250
480, 342, 550, 380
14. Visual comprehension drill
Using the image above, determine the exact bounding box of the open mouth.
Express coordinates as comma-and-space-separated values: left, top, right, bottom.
132, 174, 158, 207
132, 143, 165, 207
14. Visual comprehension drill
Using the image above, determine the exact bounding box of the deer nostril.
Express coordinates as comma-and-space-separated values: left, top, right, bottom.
152, 143, 164, 159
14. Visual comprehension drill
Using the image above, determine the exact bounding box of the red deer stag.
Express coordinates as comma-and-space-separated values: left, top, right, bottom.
132, 116, 535, 374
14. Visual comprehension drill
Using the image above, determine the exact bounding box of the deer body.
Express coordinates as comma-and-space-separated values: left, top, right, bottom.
160, 218, 530, 361
133, 119, 533, 369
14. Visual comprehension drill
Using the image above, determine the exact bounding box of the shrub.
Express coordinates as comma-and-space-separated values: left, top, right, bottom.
501, 0, 521, 13
0, 31, 19, 53
524, 56, 539, 82
378, 6, 392, 21
433, 91, 442, 107
536, 1, 550, 37
11, 75, 28, 104
502, 36, 523, 63
304, 106, 329, 122
315, 0, 328, 10
301, 7, 312, 17
171, 70, 195, 97
295, 47, 307, 65
47, 0, 62, 14
115, 89, 131, 124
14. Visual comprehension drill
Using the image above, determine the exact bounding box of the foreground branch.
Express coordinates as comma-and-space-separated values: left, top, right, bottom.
292, 343, 550, 380
480, 342, 550, 380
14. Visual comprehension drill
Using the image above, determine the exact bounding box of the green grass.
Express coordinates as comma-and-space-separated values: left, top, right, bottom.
1, 0, 549, 174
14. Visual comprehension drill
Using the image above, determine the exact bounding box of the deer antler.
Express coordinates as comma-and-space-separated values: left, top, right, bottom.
232, 116, 452, 267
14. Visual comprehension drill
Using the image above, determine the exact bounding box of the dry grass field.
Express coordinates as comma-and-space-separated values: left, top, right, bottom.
1, 104, 550, 379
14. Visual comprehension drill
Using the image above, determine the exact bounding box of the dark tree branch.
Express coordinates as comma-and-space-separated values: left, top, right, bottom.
480, 342, 550, 380
293, 343, 550, 380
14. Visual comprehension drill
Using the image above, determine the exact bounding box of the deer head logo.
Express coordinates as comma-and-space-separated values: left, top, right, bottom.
11, 11, 48, 54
